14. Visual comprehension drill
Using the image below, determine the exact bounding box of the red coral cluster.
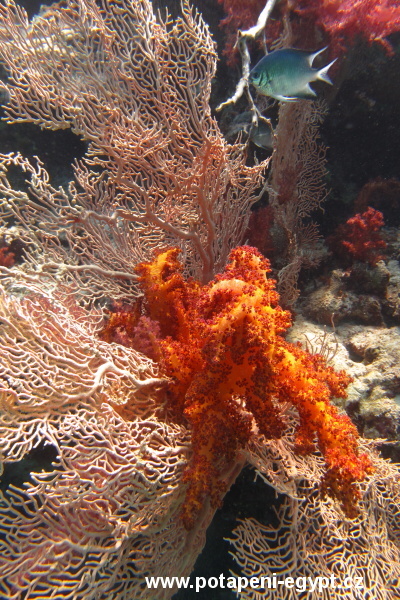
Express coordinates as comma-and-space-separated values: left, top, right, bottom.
218, 0, 400, 66
131, 246, 372, 528
329, 207, 386, 266
295, 0, 400, 55
0, 237, 25, 267
0, 243, 15, 267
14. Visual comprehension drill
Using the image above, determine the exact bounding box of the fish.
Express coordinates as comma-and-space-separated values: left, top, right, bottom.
250, 119, 274, 149
249, 47, 336, 102
226, 111, 274, 149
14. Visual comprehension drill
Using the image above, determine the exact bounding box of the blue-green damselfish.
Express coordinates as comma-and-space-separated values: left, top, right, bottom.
249, 47, 336, 102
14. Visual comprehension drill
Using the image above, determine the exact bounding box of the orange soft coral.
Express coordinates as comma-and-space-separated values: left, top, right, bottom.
134, 246, 373, 528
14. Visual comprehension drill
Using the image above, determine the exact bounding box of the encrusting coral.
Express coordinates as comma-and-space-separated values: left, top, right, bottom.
102, 245, 373, 529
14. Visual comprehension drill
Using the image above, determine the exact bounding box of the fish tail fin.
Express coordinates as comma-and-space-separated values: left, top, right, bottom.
317, 58, 337, 85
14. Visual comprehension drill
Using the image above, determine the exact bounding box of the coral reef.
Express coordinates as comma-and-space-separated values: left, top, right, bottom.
302, 267, 387, 326
342, 325, 400, 441
301, 231, 400, 327
0, 0, 398, 598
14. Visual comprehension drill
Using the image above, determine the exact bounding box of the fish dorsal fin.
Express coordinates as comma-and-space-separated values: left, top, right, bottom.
307, 46, 328, 66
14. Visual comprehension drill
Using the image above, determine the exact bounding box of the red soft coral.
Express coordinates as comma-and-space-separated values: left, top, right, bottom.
218, 0, 400, 67
329, 207, 386, 266
133, 246, 372, 528
295, 0, 400, 55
